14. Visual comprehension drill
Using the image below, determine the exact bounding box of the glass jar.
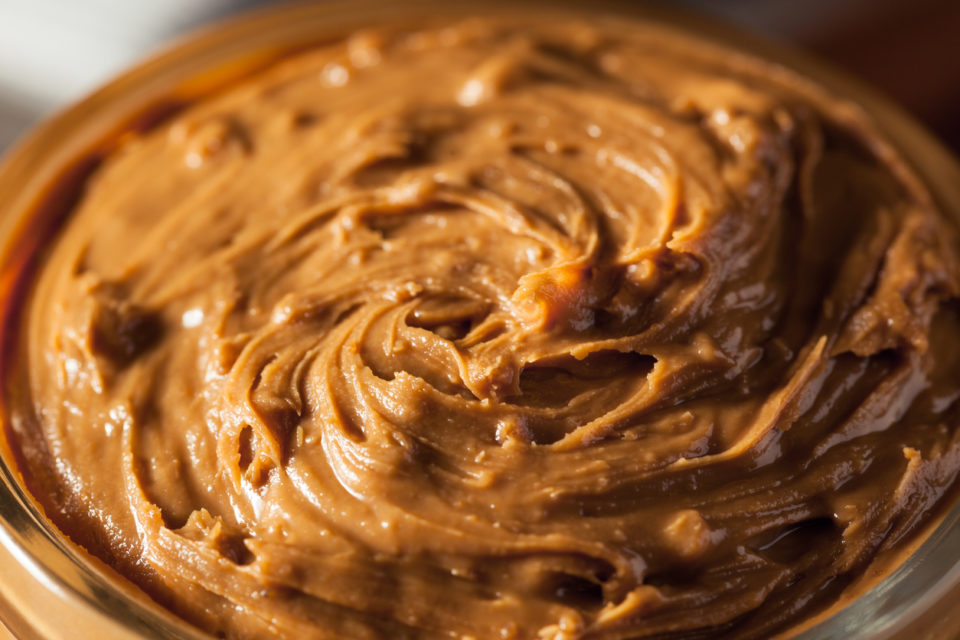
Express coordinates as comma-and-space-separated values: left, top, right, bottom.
1, 2, 959, 638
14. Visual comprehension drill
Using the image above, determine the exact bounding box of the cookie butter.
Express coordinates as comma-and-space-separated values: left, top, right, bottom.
7, 11, 960, 640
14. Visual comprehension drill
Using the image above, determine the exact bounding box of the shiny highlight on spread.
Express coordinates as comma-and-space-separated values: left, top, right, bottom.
8, 13, 960, 640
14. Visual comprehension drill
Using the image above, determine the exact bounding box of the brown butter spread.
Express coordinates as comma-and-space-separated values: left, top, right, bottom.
10, 12, 960, 640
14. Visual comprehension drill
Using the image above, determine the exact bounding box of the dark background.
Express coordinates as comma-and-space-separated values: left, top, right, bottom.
1, 0, 958, 154
689, 0, 960, 153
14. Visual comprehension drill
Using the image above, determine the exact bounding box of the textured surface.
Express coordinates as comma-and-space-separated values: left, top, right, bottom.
9, 12, 960, 640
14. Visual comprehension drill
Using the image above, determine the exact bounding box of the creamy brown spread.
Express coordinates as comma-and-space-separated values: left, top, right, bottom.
8, 11, 960, 640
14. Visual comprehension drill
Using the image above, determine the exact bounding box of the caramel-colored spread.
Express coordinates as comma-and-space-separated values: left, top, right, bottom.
8, 12, 960, 640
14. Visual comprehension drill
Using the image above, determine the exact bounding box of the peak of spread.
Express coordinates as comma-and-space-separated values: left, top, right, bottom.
10, 14, 960, 640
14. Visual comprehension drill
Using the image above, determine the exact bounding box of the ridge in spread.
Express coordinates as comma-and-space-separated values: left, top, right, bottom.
9, 13, 960, 640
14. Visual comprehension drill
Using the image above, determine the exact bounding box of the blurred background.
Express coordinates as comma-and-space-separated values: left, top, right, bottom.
1, 0, 959, 154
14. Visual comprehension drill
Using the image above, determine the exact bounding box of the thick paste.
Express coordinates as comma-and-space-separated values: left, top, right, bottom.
9, 12, 960, 640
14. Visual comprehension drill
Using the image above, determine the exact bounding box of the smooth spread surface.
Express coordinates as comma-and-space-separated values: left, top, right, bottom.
9, 14, 960, 640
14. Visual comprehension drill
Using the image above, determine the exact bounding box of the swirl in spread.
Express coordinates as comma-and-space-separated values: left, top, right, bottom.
9, 13, 960, 640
